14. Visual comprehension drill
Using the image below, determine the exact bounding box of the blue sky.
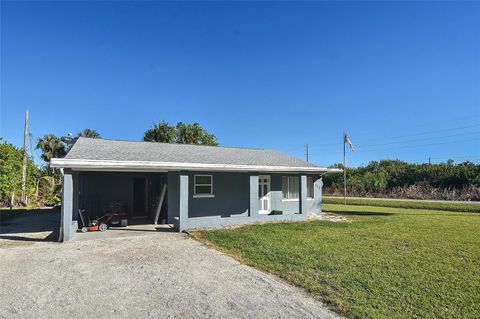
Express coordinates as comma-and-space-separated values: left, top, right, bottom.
1, 1, 479, 167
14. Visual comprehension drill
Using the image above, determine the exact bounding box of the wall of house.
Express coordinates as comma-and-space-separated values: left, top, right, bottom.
167, 171, 322, 228
187, 172, 250, 218
268, 174, 322, 214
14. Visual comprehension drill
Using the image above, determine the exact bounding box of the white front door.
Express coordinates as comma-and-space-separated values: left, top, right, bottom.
258, 175, 271, 214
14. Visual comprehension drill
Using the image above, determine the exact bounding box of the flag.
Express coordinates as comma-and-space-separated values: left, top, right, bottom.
344, 133, 355, 152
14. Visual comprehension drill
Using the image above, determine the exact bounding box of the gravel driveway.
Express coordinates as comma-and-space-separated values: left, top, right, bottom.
0, 232, 341, 319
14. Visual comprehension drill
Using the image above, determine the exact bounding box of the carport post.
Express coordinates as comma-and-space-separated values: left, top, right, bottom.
299, 174, 308, 215
178, 171, 189, 231
59, 169, 75, 242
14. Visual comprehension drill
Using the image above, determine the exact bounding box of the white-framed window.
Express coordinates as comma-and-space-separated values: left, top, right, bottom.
282, 176, 299, 200
193, 175, 214, 198
307, 176, 315, 199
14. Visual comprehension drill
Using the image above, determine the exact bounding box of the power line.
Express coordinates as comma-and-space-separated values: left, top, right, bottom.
307, 124, 480, 149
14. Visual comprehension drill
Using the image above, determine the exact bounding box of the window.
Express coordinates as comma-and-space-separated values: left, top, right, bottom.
194, 175, 213, 197
282, 176, 299, 199
307, 177, 314, 199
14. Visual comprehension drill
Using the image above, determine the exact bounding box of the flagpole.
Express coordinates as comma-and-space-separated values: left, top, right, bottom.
343, 132, 347, 205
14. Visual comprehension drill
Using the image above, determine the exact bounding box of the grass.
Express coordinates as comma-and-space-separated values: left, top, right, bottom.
323, 197, 480, 213
191, 204, 480, 319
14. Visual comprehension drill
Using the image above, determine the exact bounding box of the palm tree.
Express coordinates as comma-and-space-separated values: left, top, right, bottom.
36, 134, 66, 162
77, 129, 101, 139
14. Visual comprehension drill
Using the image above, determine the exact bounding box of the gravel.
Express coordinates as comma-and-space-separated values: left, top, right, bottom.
0, 232, 342, 319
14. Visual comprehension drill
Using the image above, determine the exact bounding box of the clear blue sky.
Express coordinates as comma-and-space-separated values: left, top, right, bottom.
1, 1, 479, 167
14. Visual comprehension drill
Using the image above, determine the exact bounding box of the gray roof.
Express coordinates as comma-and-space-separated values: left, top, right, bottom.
64, 137, 319, 169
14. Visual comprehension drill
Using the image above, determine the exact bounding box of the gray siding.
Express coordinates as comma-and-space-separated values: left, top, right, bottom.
188, 172, 250, 218
269, 174, 322, 214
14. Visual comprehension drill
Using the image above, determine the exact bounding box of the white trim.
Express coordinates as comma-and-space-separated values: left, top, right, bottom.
281, 199, 299, 202
307, 198, 315, 201
193, 194, 215, 198
50, 158, 341, 173
258, 175, 271, 214
194, 175, 213, 196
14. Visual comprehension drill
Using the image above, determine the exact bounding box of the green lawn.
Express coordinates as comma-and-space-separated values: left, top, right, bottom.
323, 197, 480, 213
191, 204, 480, 319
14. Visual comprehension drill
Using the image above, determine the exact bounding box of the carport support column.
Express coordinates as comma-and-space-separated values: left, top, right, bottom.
316, 177, 323, 213
300, 174, 308, 216
179, 171, 189, 231
60, 169, 75, 242
249, 174, 259, 218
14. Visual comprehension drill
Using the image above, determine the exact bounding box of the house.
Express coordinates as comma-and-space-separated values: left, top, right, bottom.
50, 138, 340, 241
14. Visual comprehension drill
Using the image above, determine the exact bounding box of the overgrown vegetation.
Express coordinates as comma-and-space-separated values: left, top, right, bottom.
0, 128, 101, 208
323, 160, 480, 201
192, 204, 480, 319
0, 139, 39, 206
323, 197, 480, 213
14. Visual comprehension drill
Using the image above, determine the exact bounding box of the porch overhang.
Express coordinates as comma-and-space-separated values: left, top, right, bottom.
50, 158, 341, 173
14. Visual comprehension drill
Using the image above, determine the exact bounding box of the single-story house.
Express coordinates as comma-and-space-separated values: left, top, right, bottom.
50, 138, 341, 241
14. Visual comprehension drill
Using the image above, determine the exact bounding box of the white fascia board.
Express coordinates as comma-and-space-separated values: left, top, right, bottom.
50, 158, 341, 173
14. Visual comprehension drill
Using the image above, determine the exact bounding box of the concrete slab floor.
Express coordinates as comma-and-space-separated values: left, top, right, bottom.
74, 223, 176, 241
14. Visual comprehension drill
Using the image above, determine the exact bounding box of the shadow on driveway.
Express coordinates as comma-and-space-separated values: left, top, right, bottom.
0, 207, 60, 243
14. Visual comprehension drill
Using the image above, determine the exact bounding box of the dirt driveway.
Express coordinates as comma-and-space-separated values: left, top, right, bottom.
0, 231, 341, 319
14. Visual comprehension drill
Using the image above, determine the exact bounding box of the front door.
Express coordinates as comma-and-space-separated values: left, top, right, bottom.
133, 178, 147, 218
258, 175, 271, 214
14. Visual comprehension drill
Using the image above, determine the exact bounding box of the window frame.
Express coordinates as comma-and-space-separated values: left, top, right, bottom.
193, 175, 214, 198
282, 176, 300, 201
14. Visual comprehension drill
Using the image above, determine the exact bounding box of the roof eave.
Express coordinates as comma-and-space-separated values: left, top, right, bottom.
50, 158, 340, 173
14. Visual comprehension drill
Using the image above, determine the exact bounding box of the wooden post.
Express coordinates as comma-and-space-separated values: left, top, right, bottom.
21, 110, 29, 204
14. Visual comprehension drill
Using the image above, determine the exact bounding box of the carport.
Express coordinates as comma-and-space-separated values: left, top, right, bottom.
60, 170, 171, 241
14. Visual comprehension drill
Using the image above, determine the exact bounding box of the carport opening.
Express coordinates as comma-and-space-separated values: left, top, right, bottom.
76, 171, 170, 229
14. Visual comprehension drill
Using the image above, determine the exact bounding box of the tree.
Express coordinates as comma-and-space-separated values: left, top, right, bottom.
176, 122, 218, 146
77, 128, 101, 139
143, 121, 218, 146
36, 134, 66, 162
144, 121, 177, 143
0, 138, 38, 206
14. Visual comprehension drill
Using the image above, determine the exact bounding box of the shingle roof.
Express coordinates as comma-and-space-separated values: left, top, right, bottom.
51, 138, 334, 172
71, 137, 315, 165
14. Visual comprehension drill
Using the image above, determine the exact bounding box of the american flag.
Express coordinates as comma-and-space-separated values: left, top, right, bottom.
344, 133, 355, 152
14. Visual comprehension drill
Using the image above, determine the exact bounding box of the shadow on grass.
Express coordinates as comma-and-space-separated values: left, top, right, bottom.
331, 211, 394, 216
326, 210, 477, 217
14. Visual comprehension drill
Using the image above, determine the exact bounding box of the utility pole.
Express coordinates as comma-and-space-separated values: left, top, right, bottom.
21, 110, 29, 204
428, 157, 431, 165
343, 133, 347, 205
306, 144, 309, 162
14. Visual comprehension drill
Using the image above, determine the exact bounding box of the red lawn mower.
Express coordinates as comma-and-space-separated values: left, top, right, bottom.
78, 209, 109, 232
77, 208, 128, 233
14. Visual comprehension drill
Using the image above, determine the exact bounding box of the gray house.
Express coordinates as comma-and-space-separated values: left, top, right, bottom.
51, 138, 340, 241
